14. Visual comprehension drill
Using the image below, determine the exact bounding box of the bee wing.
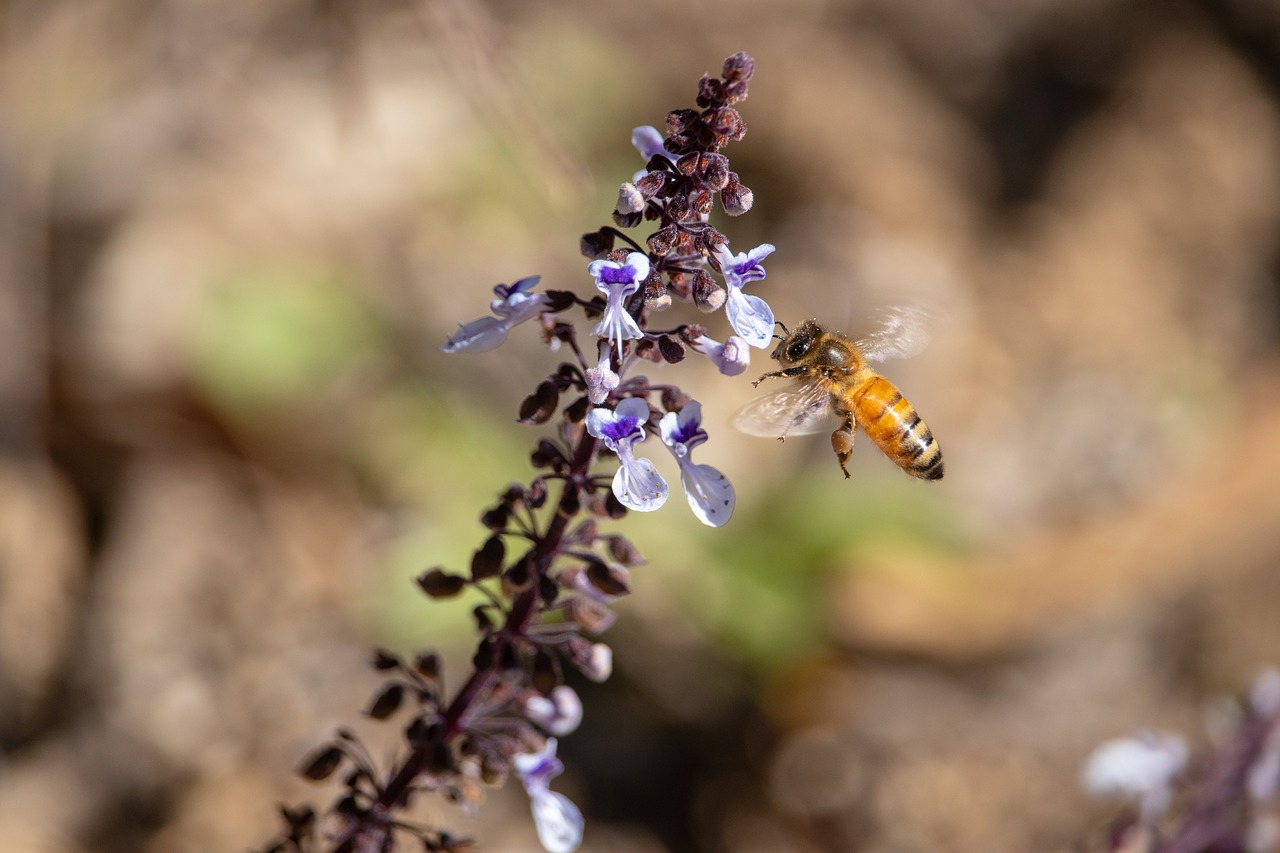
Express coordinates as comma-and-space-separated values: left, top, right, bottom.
852, 304, 936, 363
733, 379, 835, 438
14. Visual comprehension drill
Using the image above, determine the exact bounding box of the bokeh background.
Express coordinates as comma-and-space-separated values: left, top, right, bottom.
2, 0, 1280, 851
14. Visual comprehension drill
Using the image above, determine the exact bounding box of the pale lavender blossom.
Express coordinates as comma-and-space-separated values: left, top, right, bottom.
631, 125, 676, 180
515, 739, 583, 853
587, 253, 649, 360
659, 402, 735, 527
688, 333, 750, 376
525, 686, 584, 737
714, 243, 776, 348
442, 276, 548, 353
584, 397, 668, 512
1082, 730, 1189, 821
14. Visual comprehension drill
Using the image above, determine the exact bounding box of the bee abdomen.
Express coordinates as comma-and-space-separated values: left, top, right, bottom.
853, 375, 944, 480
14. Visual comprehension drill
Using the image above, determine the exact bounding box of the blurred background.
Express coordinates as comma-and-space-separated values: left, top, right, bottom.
2, 0, 1279, 851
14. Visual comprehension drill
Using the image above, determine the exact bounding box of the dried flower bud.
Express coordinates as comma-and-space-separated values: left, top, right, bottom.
587, 560, 631, 597
657, 335, 685, 363
615, 182, 644, 214
606, 535, 644, 567
659, 385, 691, 413
300, 745, 345, 781
564, 638, 613, 682
580, 228, 614, 258
365, 684, 405, 720
723, 51, 755, 82
417, 568, 466, 599
692, 271, 726, 312
518, 380, 561, 425
564, 596, 617, 635
643, 270, 671, 311
612, 209, 643, 229
722, 173, 753, 216
708, 107, 745, 141
648, 224, 678, 256
471, 535, 505, 580
635, 170, 666, 199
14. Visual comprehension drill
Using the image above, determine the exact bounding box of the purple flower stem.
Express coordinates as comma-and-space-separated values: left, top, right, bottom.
1157, 710, 1277, 853
367, 431, 600, 819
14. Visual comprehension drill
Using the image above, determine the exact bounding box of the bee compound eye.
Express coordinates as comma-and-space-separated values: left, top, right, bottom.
787, 340, 810, 360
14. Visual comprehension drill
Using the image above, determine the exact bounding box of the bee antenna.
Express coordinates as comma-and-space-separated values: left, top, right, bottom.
773, 321, 789, 340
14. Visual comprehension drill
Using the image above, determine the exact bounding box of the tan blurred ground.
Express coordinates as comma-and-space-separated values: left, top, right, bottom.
2, 1, 1280, 851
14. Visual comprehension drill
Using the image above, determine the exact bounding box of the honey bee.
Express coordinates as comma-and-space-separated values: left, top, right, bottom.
734, 316, 944, 480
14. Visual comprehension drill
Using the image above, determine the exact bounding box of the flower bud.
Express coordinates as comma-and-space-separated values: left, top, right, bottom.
722, 173, 754, 216
615, 182, 644, 214
692, 271, 726, 312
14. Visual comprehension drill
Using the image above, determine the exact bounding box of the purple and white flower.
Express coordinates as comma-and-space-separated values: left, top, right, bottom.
688, 334, 750, 377
442, 276, 548, 353
585, 397, 668, 512
659, 402, 735, 527
715, 243, 776, 348
515, 739, 584, 853
587, 253, 649, 360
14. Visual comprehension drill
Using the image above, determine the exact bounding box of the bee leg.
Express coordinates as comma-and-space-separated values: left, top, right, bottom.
831, 414, 855, 479
751, 366, 810, 388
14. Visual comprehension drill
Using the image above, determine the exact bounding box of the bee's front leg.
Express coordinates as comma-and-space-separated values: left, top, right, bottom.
831, 411, 855, 479
752, 365, 811, 388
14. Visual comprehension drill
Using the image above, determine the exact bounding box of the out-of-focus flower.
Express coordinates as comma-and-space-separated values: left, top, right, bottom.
525, 686, 584, 737
1251, 667, 1280, 718
714, 243, 776, 348
584, 348, 620, 405
514, 739, 583, 853
688, 334, 749, 376
585, 397, 668, 512
1082, 730, 1189, 820
659, 402, 734, 527
574, 642, 613, 682
587, 253, 649, 360
443, 276, 548, 353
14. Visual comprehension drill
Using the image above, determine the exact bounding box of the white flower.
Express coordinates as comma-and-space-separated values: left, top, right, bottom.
442, 276, 548, 353
714, 243, 776, 348
515, 739, 584, 853
659, 401, 735, 527
688, 334, 750, 376
584, 397, 668, 512
587, 252, 650, 360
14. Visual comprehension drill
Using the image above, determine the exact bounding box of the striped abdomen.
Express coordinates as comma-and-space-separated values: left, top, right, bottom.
848, 373, 944, 480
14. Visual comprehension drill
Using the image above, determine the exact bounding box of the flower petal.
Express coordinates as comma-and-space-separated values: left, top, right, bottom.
530, 789, 584, 853
679, 461, 735, 527
631, 125, 668, 161
441, 316, 508, 353
612, 455, 668, 512
725, 289, 776, 348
